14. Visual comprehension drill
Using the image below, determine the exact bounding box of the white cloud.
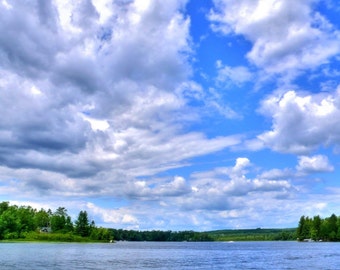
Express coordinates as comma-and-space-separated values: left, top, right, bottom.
81, 115, 110, 131
216, 64, 253, 87
3, 154, 338, 230
184, 157, 292, 212
296, 155, 334, 174
1, 0, 339, 231
87, 202, 139, 227
233, 157, 251, 173
216, 61, 254, 87
255, 89, 340, 154
210, 0, 340, 76
259, 168, 293, 180
1, 0, 12, 10
0, 0, 238, 181
0, 1, 243, 218
200, 87, 241, 119
124, 176, 191, 199
206, 98, 240, 119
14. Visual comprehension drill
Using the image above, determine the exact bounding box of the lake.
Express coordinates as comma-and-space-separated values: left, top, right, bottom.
0, 241, 339, 269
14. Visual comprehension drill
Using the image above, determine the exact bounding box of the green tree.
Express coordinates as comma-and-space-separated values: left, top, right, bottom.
0, 205, 20, 239
327, 214, 338, 241
90, 227, 111, 241
311, 215, 321, 240
0, 201, 9, 215
75, 211, 90, 237
16, 206, 36, 236
297, 216, 310, 240
337, 216, 340, 240
34, 208, 51, 228
50, 207, 73, 233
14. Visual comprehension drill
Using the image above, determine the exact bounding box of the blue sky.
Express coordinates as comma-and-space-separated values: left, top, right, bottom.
1, 0, 340, 231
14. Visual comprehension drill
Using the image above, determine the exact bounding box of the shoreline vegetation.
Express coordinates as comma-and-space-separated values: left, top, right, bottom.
0, 201, 111, 243
206, 228, 296, 241
296, 214, 340, 242
0, 202, 338, 242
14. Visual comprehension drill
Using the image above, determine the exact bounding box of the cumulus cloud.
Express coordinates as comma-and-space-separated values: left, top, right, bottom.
296, 155, 334, 174
184, 157, 292, 212
233, 157, 251, 174
210, 0, 340, 75
255, 89, 340, 154
125, 176, 191, 199
0, 0, 243, 204
19, 156, 294, 229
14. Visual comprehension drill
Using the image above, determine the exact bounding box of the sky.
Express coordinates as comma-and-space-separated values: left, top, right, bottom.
1, 0, 340, 231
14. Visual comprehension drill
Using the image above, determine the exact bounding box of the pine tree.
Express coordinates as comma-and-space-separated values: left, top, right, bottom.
75, 211, 90, 237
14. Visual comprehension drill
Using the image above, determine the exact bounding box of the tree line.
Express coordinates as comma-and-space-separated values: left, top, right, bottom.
207, 228, 297, 241
296, 214, 340, 241
0, 201, 212, 242
0, 201, 111, 241
109, 228, 213, 242
6, 201, 338, 242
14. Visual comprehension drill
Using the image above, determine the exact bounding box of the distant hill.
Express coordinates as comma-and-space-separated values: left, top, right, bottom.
206, 228, 297, 241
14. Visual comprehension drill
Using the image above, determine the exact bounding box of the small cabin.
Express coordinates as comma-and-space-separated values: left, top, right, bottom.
39, 227, 52, 233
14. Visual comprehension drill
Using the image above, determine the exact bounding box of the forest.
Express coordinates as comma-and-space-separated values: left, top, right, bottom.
296, 214, 340, 241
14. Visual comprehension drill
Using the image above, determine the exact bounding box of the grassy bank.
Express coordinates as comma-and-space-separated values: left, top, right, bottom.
0, 232, 110, 243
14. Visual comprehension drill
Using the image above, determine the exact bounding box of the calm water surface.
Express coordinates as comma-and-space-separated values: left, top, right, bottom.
0, 241, 339, 269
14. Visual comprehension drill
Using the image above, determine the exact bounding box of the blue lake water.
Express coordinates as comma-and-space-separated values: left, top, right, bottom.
0, 241, 339, 269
